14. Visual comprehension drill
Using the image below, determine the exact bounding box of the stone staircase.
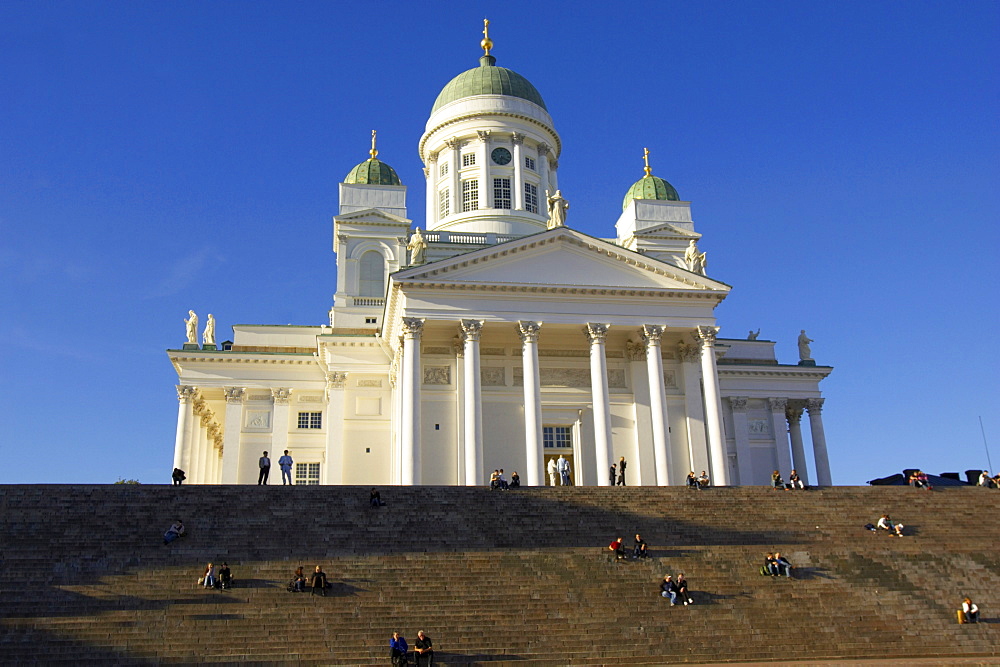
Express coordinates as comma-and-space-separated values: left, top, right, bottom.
1, 484, 997, 665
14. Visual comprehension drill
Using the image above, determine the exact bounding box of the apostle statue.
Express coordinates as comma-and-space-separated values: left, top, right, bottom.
184, 310, 198, 344
684, 240, 707, 275
545, 190, 569, 229
747, 329, 760, 340
408, 227, 427, 265
203, 314, 216, 347
797, 330, 814, 361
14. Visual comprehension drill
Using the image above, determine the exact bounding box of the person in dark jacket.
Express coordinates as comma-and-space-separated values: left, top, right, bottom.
390, 632, 408, 666
310, 565, 328, 596
414, 630, 434, 666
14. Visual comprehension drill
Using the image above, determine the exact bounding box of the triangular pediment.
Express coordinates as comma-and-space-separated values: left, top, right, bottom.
334, 208, 411, 225
393, 227, 729, 292
630, 221, 701, 238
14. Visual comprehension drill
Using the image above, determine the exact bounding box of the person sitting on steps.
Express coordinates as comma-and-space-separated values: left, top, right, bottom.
788, 469, 806, 489
633, 533, 649, 559
370, 488, 386, 507
163, 519, 185, 545
763, 553, 779, 576
686, 471, 699, 489
389, 631, 409, 666
771, 470, 787, 490
218, 562, 233, 589
676, 572, 693, 604
202, 562, 216, 589
311, 565, 328, 596
289, 566, 306, 592
509, 471, 520, 488
877, 514, 904, 537
774, 553, 793, 578
609, 537, 626, 561
660, 575, 679, 605
961, 597, 980, 624
697, 471, 710, 488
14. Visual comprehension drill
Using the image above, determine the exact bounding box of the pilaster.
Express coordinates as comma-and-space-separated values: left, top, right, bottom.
400, 318, 424, 484
728, 396, 753, 486
221, 387, 244, 484
807, 398, 832, 486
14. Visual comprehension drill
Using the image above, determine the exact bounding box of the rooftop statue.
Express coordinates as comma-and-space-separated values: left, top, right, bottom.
203, 314, 216, 347
184, 310, 198, 344
684, 240, 707, 275
748, 329, 760, 340
798, 330, 814, 361
408, 227, 427, 265
546, 190, 569, 229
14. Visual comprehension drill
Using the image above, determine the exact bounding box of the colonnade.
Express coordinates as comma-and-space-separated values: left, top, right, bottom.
394, 319, 730, 488
172, 385, 223, 484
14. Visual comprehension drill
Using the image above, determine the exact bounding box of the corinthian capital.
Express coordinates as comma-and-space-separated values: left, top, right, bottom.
272, 387, 292, 404
676, 341, 700, 363
585, 323, 610, 343
768, 397, 788, 412
696, 325, 719, 345
517, 320, 541, 343
476, 130, 491, 143
327, 372, 348, 390
806, 397, 825, 414
729, 396, 748, 411
460, 319, 484, 342
536, 143, 550, 157
176, 385, 198, 403
444, 138, 460, 150
401, 318, 425, 337
511, 132, 525, 146
625, 340, 646, 362
224, 387, 245, 404
641, 324, 665, 344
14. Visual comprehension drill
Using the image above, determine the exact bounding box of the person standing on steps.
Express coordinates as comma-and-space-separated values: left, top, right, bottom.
278, 450, 293, 485
609, 464, 617, 486
414, 630, 434, 666
258, 451, 271, 485
557, 455, 571, 486
618, 456, 627, 486
547, 456, 559, 486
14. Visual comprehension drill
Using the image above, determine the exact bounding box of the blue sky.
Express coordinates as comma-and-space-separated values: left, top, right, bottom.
2, 1, 997, 485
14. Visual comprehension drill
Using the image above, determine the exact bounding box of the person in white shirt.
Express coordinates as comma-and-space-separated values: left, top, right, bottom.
557, 455, 571, 486
546, 457, 559, 486
961, 597, 980, 623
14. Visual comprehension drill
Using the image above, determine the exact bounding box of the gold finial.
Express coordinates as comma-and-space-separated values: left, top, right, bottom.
643, 147, 652, 177
481, 18, 493, 56
370, 130, 378, 160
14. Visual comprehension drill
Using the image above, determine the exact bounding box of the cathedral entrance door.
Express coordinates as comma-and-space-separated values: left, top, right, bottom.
543, 425, 574, 486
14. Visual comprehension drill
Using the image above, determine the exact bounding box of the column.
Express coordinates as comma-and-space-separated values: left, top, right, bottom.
536, 143, 550, 200
586, 323, 613, 486
786, 405, 809, 485
806, 398, 832, 486
677, 341, 709, 475
325, 372, 348, 485
461, 320, 484, 486
697, 326, 729, 486
548, 158, 559, 192
477, 130, 490, 209
271, 388, 291, 482
173, 385, 197, 475
221, 387, 244, 484
400, 318, 424, 485
642, 325, 672, 485
518, 321, 544, 486
425, 151, 437, 227
626, 340, 655, 485
512, 133, 524, 210
198, 413, 211, 484
446, 138, 460, 217
728, 397, 753, 486
768, 398, 793, 477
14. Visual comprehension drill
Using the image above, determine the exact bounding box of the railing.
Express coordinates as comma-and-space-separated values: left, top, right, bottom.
423, 231, 521, 245
352, 297, 385, 307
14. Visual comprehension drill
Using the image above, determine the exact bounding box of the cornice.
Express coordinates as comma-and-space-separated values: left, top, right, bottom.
420, 112, 561, 162
397, 282, 727, 301
718, 367, 833, 380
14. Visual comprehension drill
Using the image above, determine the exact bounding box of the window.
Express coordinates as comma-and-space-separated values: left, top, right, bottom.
297, 412, 322, 429
543, 426, 572, 448
493, 178, 511, 209
439, 187, 450, 218
525, 156, 536, 171
462, 179, 478, 212
365, 317, 377, 324
439, 162, 448, 177
359, 251, 384, 297
462, 153, 476, 167
295, 462, 320, 485
524, 183, 539, 214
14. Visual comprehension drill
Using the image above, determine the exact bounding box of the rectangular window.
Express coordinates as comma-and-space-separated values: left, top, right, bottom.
493, 178, 512, 210
462, 153, 476, 167
439, 187, 450, 218
365, 317, 377, 324
525, 156, 536, 171
439, 162, 448, 177
524, 183, 539, 214
543, 426, 572, 448
297, 412, 322, 429
462, 179, 478, 212
295, 462, 320, 485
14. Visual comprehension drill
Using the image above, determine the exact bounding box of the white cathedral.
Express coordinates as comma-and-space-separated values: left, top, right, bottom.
168, 25, 833, 488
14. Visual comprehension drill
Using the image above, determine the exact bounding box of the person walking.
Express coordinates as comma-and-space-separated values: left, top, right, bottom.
557, 455, 571, 486
618, 457, 627, 486
258, 451, 271, 485
278, 450, 294, 485
547, 457, 559, 486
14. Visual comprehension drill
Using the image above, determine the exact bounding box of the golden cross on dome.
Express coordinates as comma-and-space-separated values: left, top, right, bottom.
370, 130, 378, 160
481, 18, 493, 56
643, 147, 652, 177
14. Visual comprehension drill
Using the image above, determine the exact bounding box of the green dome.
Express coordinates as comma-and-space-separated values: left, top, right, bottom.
344, 158, 402, 186
622, 175, 680, 210
431, 55, 547, 114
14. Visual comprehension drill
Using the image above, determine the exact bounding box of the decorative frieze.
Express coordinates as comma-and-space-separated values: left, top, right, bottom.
481, 367, 506, 386
422, 346, 451, 355
245, 411, 271, 429
481, 347, 506, 356
299, 395, 325, 403
423, 366, 451, 385
663, 369, 677, 387
247, 393, 271, 402
357, 379, 383, 388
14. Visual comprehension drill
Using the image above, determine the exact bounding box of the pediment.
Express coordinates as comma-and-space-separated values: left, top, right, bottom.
630, 221, 701, 238
393, 227, 729, 292
334, 208, 411, 226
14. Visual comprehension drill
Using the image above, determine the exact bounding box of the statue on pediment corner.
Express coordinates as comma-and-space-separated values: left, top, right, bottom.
184, 310, 198, 344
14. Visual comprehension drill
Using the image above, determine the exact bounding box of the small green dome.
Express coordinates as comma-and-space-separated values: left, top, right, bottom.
432, 55, 547, 114
344, 158, 401, 186
622, 175, 680, 210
